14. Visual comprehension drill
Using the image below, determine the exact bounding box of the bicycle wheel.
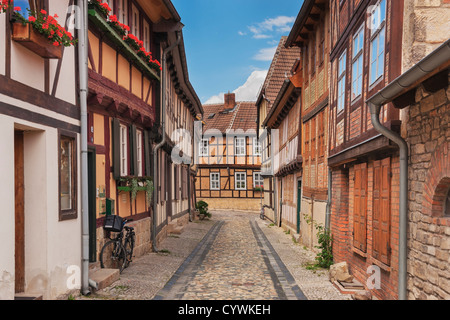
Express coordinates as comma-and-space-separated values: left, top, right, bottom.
123, 235, 135, 268
100, 240, 127, 273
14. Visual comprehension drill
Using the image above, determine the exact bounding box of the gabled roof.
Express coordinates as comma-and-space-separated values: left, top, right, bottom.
256, 36, 301, 115
202, 101, 258, 135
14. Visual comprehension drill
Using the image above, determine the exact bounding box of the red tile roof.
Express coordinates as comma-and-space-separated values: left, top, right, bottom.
258, 36, 301, 114
202, 100, 257, 134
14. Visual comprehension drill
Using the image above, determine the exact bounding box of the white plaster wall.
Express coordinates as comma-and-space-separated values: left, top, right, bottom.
11, 41, 45, 92
0, 115, 81, 299
0, 117, 15, 300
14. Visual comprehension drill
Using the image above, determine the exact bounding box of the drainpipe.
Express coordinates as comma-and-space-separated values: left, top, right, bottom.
369, 102, 408, 300
325, 168, 332, 231
78, 0, 90, 296
152, 32, 182, 252
367, 39, 450, 300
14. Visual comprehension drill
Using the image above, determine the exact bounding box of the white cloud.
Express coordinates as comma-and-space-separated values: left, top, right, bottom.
248, 16, 295, 39
204, 70, 268, 104
253, 46, 278, 61
238, 31, 246, 36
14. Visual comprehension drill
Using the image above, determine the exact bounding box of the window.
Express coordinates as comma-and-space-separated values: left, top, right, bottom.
337, 51, 347, 113
120, 124, 128, 176
369, 0, 386, 85
210, 172, 220, 190
352, 25, 364, 100
199, 139, 209, 156
253, 172, 263, 189
59, 133, 77, 221
131, 4, 139, 38
235, 137, 246, 156
143, 20, 150, 51
253, 138, 262, 156
235, 172, 247, 190
118, 0, 128, 25
136, 130, 143, 177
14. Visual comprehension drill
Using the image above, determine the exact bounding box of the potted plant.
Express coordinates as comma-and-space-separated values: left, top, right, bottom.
195, 200, 211, 220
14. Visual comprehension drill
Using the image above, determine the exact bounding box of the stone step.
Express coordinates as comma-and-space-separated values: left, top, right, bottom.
167, 219, 184, 235
89, 268, 120, 291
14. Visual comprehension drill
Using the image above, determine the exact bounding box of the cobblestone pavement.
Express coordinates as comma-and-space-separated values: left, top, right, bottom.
73, 210, 349, 300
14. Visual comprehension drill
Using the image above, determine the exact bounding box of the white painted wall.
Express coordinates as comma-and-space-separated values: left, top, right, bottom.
0, 115, 81, 299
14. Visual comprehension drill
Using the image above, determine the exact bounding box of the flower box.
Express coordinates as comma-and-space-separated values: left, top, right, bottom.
11, 22, 62, 59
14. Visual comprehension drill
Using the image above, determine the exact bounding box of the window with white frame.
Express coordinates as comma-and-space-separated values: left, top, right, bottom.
337, 51, 347, 113
136, 130, 143, 177
210, 172, 220, 190
235, 137, 246, 156
199, 139, 209, 156
235, 172, 247, 190
253, 172, 263, 189
118, 0, 128, 25
120, 124, 128, 176
369, 0, 386, 85
132, 4, 139, 38
352, 24, 364, 101
253, 138, 262, 156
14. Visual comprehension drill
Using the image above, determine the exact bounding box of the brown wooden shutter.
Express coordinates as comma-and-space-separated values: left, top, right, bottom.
143, 130, 151, 177
174, 165, 179, 200
130, 125, 137, 176
373, 158, 391, 265
161, 152, 166, 202
353, 163, 367, 252
112, 118, 121, 180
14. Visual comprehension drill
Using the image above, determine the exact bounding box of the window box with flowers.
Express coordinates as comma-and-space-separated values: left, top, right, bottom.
87, 1, 161, 81
8, 7, 76, 59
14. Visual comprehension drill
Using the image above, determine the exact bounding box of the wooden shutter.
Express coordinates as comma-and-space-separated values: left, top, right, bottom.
353, 163, 367, 252
112, 118, 121, 180
144, 130, 151, 177
373, 158, 391, 265
161, 152, 166, 202
174, 165, 179, 200
130, 125, 137, 176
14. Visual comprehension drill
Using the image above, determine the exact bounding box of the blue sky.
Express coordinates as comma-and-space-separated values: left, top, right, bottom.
171, 0, 304, 104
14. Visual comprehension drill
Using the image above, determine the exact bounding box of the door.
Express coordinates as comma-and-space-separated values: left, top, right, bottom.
297, 180, 302, 234
15, 130, 25, 293
88, 147, 97, 262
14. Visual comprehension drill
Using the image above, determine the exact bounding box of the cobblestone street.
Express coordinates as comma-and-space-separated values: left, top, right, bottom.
75, 210, 348, 300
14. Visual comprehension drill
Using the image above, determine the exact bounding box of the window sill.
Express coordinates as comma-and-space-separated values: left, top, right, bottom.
352, 246, 367, 258
370, 257, 392, 273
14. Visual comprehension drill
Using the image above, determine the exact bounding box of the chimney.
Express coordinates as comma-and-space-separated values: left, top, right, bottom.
224, 92, 236, 110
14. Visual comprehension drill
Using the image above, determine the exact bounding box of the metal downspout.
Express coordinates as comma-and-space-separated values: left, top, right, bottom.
325, 168, 332, 231
152, 32, 182, 252
78, 0, 90, 296
369, 102, 408, 300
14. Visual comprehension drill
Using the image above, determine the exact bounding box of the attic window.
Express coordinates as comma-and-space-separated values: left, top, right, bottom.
208, 113, 216, 119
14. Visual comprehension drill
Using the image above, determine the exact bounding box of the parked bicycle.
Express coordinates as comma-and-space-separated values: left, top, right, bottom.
100, 215, 135, 273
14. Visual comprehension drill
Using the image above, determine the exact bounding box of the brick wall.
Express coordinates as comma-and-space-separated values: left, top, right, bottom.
406, 71, 450, 300
331, 154, 401, 300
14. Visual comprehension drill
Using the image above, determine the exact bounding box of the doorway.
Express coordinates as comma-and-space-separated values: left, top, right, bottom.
297, 180, 302, 234
14, 130, 25, 293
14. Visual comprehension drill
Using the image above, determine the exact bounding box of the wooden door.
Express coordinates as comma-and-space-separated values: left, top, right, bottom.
15, 131, 25, 293
353, 163, 368, 252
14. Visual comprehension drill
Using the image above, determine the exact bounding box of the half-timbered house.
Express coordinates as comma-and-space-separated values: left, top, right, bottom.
285, 0, 330, 248
327, 0, 405, 299
257, 36, 301, 225
0, 0, 80, 299
85, 0, 201, 264
257, 36, 301, 230
196, 93, 261, 211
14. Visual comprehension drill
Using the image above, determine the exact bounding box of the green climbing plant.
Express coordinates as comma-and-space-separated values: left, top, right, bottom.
304, 214, 334, 269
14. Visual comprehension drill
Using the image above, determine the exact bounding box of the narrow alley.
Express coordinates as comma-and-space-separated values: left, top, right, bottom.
72, 211, 348, 301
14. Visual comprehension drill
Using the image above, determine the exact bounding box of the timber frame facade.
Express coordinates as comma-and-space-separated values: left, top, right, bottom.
86, 0, 202, 262
196, 94, 262, 211
285, 0, 331, 248
0, 0, 81, 299
327, 0, 404, 300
